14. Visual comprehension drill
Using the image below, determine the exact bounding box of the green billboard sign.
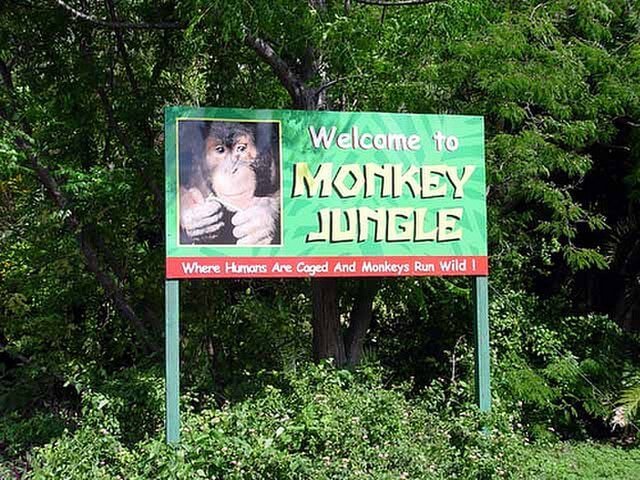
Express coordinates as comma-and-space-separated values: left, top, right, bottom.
165, 107, 486, 278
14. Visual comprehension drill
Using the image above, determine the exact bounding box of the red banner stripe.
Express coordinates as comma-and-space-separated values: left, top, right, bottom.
166, 256, 488, 279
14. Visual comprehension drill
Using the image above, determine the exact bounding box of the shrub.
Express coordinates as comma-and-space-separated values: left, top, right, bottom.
26, 363, 523, 479
491, 289, 638, 439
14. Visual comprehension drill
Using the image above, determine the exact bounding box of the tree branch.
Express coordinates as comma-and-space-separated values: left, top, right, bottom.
1, 335, 69, 386
0, 59, 157, 353
78, 28, 165, 222
0, 57, 14, 91
244, 31, 317, 109
15, 138, 159, 351
14, 137, 158, 353
614, 116, 640, 128
98, 86, 164, 220
54, 0, 185, 30
315, 77, 347, 96
0, 340, 30, 366
104, 0, 140, 96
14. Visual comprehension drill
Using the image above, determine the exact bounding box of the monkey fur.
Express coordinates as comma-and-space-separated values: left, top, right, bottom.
179, 121, 280, 245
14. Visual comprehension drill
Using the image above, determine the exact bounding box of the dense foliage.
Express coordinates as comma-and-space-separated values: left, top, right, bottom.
1, 0, 640, 478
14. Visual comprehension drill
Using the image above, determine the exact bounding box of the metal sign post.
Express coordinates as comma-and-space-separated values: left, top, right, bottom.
473, 276, 491, 412
165, 279, 180, 444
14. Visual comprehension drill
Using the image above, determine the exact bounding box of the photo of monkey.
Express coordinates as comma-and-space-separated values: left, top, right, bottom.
177, 119, 282, 246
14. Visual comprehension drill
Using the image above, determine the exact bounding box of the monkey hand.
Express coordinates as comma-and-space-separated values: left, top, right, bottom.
180, 188, 224, 241
231, 195, 279, 245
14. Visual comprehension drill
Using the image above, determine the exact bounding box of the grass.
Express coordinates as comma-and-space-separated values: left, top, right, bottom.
517, 442, 640, 480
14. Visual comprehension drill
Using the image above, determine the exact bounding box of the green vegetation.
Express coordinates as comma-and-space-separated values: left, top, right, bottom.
1, 0, 639, 478
2, 364, 639, 479
519, 443, 640, 480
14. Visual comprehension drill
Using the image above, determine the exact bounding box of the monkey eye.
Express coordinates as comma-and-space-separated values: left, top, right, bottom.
215, 145, 225, 154
236, 144, 247, 152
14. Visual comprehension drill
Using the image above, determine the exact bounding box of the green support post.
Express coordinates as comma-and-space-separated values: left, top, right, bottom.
165, 279, 180, 444
473, 276, 491, 412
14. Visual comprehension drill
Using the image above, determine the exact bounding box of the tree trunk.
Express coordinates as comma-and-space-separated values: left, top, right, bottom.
244, 10, 381, 366
311, 277, 346, 365
303, 72, 346, 363
345, 279, 379, 365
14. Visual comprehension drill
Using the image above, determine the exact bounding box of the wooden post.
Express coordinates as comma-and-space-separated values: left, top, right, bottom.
473, 276, 491, 412
165, 279, 180, 444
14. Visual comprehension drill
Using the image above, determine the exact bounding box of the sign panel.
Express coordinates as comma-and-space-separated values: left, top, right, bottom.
165, 107, 487, 278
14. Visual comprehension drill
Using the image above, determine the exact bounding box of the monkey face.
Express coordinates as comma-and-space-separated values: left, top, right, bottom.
203, 124, 258, 210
